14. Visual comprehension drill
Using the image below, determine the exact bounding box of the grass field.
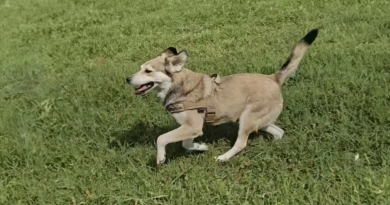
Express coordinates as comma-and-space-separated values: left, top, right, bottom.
1, 0, 390, 204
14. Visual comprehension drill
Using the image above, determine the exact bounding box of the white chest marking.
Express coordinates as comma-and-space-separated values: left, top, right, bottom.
156, 82, 172, 101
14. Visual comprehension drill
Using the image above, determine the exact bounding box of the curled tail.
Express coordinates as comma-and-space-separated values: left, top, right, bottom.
275, 29, 318, 85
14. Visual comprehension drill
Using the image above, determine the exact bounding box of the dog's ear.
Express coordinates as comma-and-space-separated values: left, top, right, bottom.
165, 50, 188, 73
161, 47, 178, 57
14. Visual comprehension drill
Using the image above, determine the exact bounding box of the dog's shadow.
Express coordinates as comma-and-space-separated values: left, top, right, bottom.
110, 121, 271, 167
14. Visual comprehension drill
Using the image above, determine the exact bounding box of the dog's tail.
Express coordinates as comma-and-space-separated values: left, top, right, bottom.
275, 29, 318, 86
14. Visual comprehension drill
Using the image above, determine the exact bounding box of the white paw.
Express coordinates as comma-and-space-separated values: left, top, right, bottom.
185, 143, 209, 151
190, 143, 209, 151
157, 157, 166, 166
273, 130, 284, 140
273, 134, 283, 140
215, 155, 230, 162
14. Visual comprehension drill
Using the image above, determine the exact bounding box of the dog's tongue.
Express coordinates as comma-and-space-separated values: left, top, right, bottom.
136, 85, 149, 92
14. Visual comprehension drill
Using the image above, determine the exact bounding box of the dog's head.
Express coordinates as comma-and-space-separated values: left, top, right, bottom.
126, 47, 188, 95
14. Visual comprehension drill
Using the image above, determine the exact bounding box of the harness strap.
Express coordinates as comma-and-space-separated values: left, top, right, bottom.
165, 102, 216, 123
165, 73, 220, 123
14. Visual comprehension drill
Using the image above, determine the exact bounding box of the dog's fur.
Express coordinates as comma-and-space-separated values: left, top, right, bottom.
126, 29, 318, 165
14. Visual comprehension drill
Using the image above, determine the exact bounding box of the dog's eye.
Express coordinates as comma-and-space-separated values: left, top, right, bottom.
145, 69, 152, 73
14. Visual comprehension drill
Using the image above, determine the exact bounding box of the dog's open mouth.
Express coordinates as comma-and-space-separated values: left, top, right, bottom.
135, 82, 154, 95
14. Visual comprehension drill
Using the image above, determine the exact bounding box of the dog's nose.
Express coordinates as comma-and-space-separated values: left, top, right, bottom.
126, 77, 132, 84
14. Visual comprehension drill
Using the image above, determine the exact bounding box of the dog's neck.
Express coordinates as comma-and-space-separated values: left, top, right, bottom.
156, 81, 172, 102
157, 68, 207, 106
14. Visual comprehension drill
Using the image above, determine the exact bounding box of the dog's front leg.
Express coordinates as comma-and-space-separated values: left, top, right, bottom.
156, 126, 203, 165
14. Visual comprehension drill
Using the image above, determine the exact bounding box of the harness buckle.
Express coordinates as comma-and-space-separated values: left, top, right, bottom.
197, 107, 207, 113
205, 108, 216, 123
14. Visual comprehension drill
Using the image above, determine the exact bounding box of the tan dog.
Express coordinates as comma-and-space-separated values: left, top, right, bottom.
126, 29, 318, 165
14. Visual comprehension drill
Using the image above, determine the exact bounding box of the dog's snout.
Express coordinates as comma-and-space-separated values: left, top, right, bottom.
126, 77, 132, 84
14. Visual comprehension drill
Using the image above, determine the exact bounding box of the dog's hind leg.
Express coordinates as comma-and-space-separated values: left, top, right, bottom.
262, 123, 284, 140
216, 104, 274, 162
182, 139, 209, 151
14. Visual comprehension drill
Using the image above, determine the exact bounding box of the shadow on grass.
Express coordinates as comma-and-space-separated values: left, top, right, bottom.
110, 121, 272, 167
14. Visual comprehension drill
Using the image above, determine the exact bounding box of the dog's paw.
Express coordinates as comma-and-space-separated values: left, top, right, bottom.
196, 143, 209, 151
156, 157, 166, 166
215, 155, 230, 162
273, 127, 284, 140
187, 143, 209, 151
273, 135, 283, 140
273, 130, 284, 140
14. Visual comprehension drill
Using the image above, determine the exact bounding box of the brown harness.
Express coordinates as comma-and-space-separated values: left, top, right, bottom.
165, 74, 220, 123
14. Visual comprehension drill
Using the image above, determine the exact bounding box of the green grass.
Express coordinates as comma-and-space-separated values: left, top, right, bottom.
1, 0, 390, 204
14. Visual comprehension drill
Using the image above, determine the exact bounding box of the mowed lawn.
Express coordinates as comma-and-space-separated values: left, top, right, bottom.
1, 0, 390, 204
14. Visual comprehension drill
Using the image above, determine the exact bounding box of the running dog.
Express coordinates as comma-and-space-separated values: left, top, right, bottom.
126, 29, 318, 165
